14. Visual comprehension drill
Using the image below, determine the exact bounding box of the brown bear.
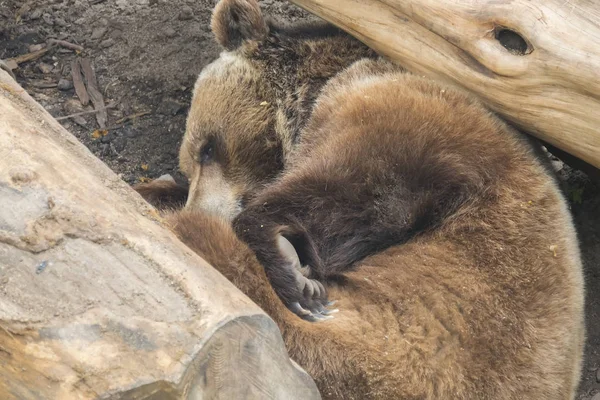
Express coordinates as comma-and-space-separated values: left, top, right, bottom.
139, 0, 585, 398
134, 0, 377, 213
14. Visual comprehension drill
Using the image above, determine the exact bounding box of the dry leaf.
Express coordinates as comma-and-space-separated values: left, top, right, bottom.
139, 177, 151, 183
141, 164, 149, 171
91, 129, 108, 139
260, 101, 269, 106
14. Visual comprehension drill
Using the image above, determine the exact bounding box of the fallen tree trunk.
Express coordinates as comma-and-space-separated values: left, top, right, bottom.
289, 0, 600, 169
0, 70, 320, 399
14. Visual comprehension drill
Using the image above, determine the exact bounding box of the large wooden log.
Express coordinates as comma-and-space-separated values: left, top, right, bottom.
288, 0, 600, 169
0, 70, 320, 399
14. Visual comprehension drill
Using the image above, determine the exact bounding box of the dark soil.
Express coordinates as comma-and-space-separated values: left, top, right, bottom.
1, 0, 598, 397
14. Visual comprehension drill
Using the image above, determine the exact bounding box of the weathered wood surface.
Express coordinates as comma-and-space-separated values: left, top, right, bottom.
289, 0, 600, 169
0, 69, 320, 400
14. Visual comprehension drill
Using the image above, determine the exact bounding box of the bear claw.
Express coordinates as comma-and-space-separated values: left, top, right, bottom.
289, 298, 337, 322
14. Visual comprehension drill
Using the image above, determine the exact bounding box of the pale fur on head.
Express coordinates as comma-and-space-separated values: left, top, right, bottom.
180, 50, 266, 220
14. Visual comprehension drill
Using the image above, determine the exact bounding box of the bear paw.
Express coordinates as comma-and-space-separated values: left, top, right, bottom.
277, 235, 338, 322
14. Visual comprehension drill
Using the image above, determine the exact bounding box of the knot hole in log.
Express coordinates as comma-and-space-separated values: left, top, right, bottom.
494, 27, 532, 55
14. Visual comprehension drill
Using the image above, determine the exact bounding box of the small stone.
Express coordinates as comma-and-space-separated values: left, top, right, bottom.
178, 5, 193, 20
100, 38, 115, 48
91, 26, 107, 40
113, 137, 127, 152
64, 99, 83, 113
156, 174, 175, 183
30, 9, 43, 19
57, 78, 73, 90
29, 44, 44, 52
74, 17, 86, 25
63, 99, 89, 127
101, 132, 116, 144
149, 0, 159, 5
38, 63, 53, 74
591, 393, 600, 400
73, 117, 88, 128
123, 174, 136, 183
54, 17, 68, 27
125, 129, 140, 139
164, 27, 176, 38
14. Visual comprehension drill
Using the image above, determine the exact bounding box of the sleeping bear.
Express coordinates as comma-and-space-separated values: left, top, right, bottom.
136, 0, 585, 398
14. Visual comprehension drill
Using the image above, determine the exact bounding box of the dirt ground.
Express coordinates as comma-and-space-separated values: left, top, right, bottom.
1, 0, 599, 397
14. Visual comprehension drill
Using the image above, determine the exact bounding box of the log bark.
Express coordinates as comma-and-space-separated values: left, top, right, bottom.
288, 0, 600, 169
0, 70, 320, 400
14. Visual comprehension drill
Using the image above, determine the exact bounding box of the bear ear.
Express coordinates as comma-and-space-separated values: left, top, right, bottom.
211, 0, 269, 50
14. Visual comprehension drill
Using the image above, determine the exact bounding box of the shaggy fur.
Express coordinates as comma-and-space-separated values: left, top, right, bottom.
136, 0, 376, 214
228, 59, 585, 399
137, 0, 585, 398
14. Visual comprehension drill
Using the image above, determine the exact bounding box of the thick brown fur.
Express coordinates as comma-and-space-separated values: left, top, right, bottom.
166, 100, 586, 395
138, 0, 585, 398
228, 59, 584, 399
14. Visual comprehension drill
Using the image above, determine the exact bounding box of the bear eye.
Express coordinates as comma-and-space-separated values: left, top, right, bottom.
199, 139, 215, 165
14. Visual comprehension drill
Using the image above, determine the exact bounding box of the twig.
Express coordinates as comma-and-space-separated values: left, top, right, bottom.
30, 81, 58, 89
116, 111, 150, 124
55, 101, 118, 121
47, 39, 84, 52
8, 46, 53, 65
103, 124, 124, 131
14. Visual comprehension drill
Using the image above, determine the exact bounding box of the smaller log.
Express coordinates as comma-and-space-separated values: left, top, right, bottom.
289, 0, 600, 169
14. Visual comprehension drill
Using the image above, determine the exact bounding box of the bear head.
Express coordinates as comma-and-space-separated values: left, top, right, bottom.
179, 0, 375, 220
